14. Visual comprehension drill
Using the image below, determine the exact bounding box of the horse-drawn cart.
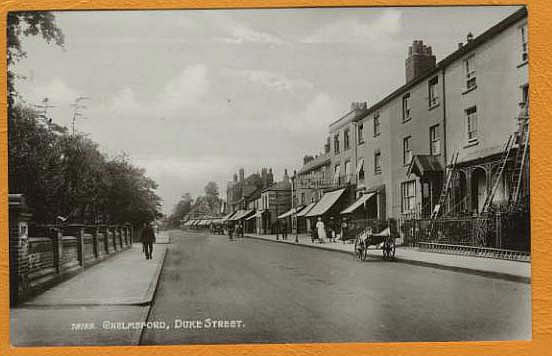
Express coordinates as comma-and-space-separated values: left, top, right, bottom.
354, 226, 396, 261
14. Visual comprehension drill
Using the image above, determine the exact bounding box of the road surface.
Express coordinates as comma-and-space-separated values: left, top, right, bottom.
141, 230, 530, 344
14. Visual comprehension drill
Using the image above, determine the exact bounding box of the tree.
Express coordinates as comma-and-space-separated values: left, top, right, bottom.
204, 182, 219, 198
8, 11, 64, 107
167, 193, 194, 227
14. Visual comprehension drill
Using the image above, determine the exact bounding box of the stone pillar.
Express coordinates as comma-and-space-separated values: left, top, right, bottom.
65, 224, 85, 267
110, 226, 117, 251
8, 194, 32, 306
49, 227, 63, 274
465, 168, 473, 213
99, 225, 109, 254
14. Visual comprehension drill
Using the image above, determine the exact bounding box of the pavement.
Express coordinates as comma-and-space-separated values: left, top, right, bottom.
11, 241, 168, 346
245, 233, 531, 283
141, 231, 530, 344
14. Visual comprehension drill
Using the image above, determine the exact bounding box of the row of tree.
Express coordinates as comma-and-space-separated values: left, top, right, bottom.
8, 11, 162, 226
166, 182, 222, 228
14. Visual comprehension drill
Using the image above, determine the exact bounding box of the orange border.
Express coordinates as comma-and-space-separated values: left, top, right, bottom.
1, 1, 549, 355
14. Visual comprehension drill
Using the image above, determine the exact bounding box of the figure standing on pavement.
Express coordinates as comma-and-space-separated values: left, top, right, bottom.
281, 220, 288, 240
316, 217, 327, 243
141, 222, 156, 260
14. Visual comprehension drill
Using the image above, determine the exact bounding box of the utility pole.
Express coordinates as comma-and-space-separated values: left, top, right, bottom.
70, 96, 90, 136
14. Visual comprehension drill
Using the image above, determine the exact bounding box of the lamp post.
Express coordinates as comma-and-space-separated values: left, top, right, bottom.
293, 170, 299, 243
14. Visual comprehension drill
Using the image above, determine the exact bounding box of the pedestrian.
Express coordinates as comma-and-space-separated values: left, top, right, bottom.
275, 220, 280, 240
281, 219, 288, 240
141, 222, 156, 260
234, 223, 240, 239
228, 223, 234, 240
316, 217, 327, 243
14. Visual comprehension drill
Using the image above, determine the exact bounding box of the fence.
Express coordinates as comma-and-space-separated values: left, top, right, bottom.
9, 210, 134, 306
399, 209, 530, 259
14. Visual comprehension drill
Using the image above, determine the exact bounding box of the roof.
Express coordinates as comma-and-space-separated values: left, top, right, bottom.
341, 192, 376, 215
407, 155, 444, 177
305, 188, 346, 217
298, 154, 331, 176
353, 7, 527, 121
296, 202, 317, 217
263, 180, 292, 192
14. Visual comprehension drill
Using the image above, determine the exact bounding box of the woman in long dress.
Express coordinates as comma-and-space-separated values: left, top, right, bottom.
316, 217, 327, 242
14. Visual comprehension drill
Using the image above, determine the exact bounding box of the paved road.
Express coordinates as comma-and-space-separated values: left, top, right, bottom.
141, 230, 530, 345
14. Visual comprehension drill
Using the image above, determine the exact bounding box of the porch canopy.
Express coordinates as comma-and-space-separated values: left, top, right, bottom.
277, 206, 305, 219
296, 202, 316, 218
340, 192, 376, 215
407, 154, 443, 178
305, 188, 346, 217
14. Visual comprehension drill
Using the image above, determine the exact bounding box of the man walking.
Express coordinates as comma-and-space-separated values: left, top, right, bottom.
142, 222, 156, 260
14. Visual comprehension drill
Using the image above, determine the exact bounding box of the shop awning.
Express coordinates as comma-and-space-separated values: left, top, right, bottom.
278, 206, 306, 219
407, 155, 443, 177
230, 209, 254, 221
305, 188, 346, 217
296, 202, 316, 217
221, 211, 237, 221
340, 192, 376, 215
246, 213, 257, 220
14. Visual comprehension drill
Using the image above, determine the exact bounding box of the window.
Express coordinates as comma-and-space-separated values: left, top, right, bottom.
402, 93, 411, 121
401, 181, 416, 213
357, 124, 364, 144
428, 77, 439, 108
345, 161, 352, 182
357, 159, 365, 181
465, 55, 477, 90
403, 136, 412, 166
333, 164, 340, 184
344, 128, 350, 150
373, 113, 381, 136
465, 106, 478, 143
520, 23, 528, 63
374, 151, 382, 175
430, 125, 441, 155
301, 192, 305, 205
334, 134, 340, 154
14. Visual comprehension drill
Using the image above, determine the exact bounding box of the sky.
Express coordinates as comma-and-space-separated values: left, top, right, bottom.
12, 5, 522, 214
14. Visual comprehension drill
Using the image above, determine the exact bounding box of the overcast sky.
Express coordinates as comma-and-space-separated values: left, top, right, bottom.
13, 5, 521, 214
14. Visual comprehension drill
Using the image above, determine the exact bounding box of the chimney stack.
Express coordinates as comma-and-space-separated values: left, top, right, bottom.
405, 40, 437, 83
283, 169, 290, 184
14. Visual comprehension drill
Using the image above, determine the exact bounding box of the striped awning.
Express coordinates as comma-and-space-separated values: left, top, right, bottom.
340, 192, 376, 215
305, 189, 346, 217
